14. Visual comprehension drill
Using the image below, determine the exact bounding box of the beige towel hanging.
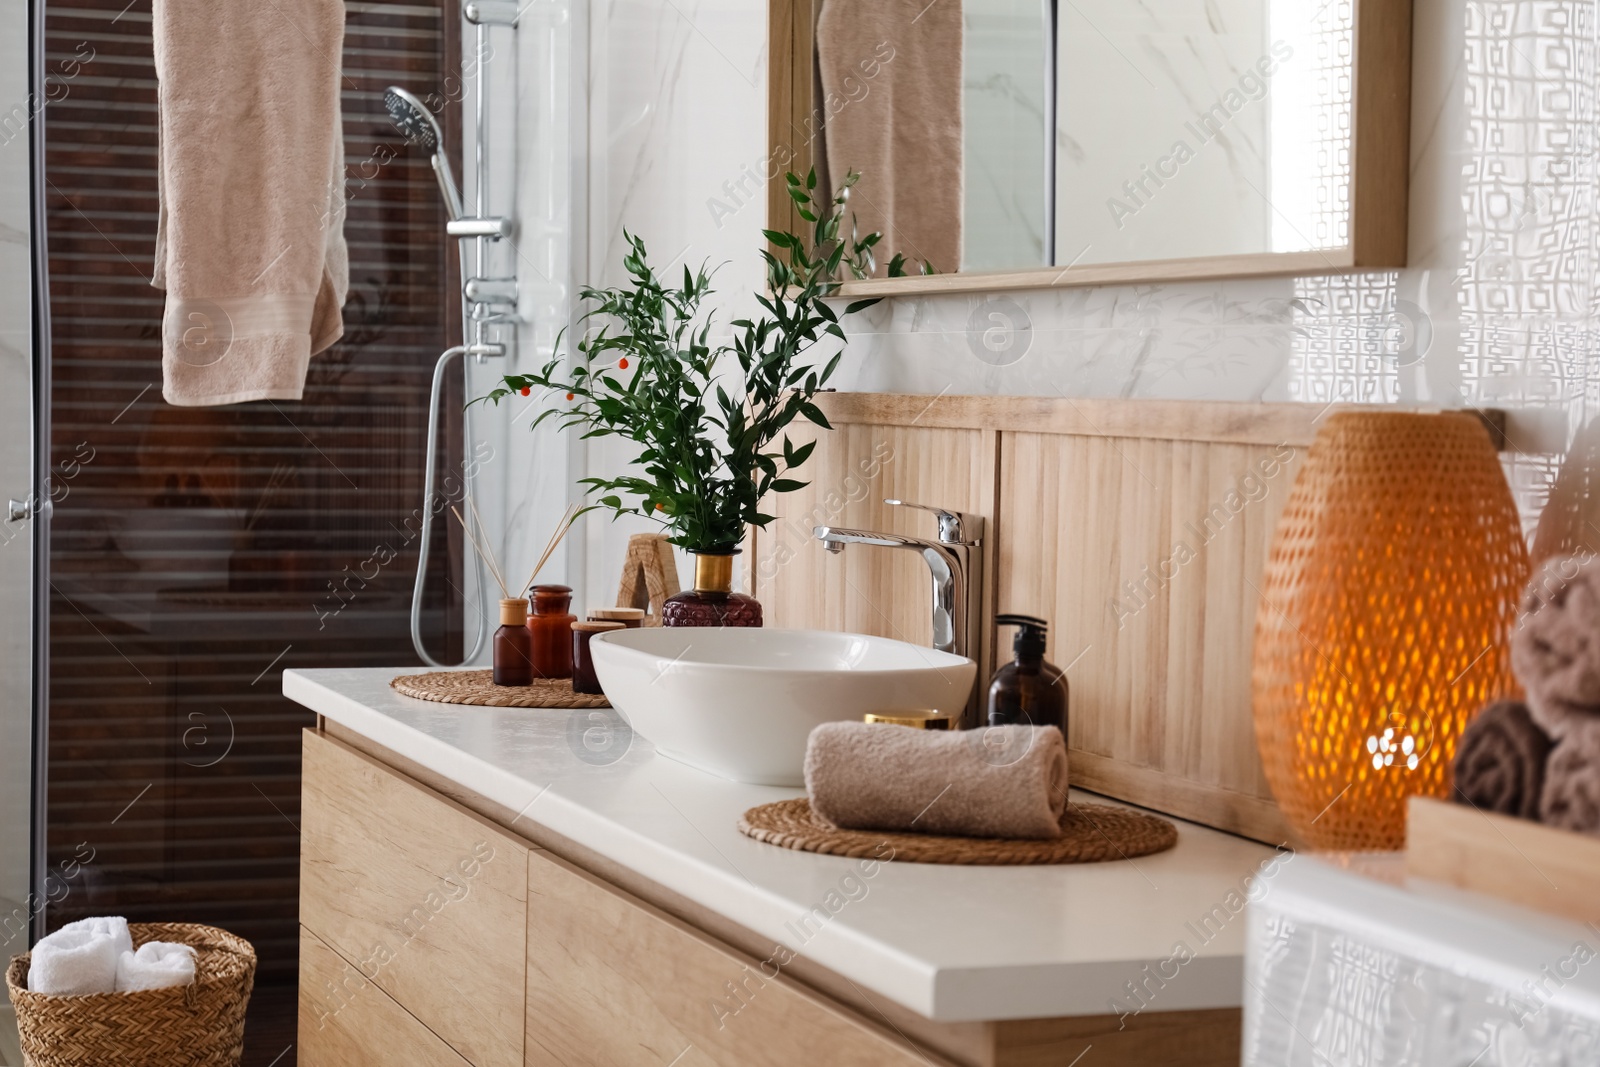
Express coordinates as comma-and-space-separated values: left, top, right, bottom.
152, 0, 349, 407
816, 0, 964, 275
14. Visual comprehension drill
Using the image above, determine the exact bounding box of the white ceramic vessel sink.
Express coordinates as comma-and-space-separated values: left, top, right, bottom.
589, 628, 976, 786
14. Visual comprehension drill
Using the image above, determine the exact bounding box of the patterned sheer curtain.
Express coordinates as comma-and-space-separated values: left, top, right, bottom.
1288, 0, 1598, 528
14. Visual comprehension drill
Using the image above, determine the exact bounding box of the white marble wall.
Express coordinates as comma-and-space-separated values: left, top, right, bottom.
580, 0, 767, 604
563, 0, 1598, 593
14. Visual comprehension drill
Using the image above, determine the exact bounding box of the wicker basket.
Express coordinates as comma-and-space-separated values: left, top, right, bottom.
4, 922, 255, 1067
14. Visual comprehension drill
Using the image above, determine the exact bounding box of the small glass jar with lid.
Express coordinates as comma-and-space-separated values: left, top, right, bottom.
572, 620, 625, 694
589, 607, 645, 629
526, 584, 576, 679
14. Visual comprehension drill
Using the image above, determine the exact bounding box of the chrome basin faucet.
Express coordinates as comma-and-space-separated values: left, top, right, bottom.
814, 500, 985, 717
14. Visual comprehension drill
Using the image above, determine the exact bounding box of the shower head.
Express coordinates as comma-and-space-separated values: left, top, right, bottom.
384, 86, 442, 148
384, 86, 465, 221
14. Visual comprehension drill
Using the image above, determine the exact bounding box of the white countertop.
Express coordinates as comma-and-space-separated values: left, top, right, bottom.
286, 666, 1280, 1022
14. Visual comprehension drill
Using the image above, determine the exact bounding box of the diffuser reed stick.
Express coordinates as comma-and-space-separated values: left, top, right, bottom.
523, 502, 581, 594
463, 496, 507, 592
451, 504, 509, 600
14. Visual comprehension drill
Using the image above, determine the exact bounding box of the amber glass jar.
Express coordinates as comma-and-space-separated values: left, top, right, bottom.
572, 620, 625, 694
662, 552, 763, 627
526, 584, 576, 678
492, 598, 533, 686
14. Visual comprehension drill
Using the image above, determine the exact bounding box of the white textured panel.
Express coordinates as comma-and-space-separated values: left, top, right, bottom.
1245, 856, 1600, 1066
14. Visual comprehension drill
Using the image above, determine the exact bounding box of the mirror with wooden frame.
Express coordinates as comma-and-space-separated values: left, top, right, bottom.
767, 0, 1412, 296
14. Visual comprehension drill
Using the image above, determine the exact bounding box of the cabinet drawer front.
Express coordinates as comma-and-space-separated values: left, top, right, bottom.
301, 730, 527, 1067
525, 850, 945, 1067
299, 928, 472, 1067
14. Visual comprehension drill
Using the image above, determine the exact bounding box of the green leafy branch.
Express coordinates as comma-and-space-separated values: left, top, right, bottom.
475, 169, 892, 552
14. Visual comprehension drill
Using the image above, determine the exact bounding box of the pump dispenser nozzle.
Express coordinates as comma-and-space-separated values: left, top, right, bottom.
988, 613, 1067, 732
997, 613, 1049, 657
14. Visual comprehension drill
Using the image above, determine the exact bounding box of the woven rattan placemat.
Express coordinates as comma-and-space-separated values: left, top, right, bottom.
738, 797, 1177, 865
390, 669, 611, 709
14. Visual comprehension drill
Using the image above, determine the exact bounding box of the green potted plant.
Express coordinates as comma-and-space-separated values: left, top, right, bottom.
478, 170, 893, 626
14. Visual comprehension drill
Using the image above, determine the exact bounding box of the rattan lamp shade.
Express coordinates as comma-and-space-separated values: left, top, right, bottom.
1252, 411, 1527, 850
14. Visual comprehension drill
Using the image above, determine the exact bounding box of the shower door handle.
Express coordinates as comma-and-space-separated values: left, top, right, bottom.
7, 498, 31, 523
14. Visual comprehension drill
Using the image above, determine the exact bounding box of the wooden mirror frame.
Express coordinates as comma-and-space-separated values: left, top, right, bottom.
769, 0, 1413, 296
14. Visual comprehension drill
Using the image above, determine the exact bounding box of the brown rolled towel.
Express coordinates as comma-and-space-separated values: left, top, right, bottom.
1453, 701, 1552, 819
804, 723, 1068, 840
1540, 718, 1600, 835
1511, 555, 1600, 739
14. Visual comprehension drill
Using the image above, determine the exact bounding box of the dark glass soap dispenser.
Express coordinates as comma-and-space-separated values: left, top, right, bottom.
987, 614, 1067, 733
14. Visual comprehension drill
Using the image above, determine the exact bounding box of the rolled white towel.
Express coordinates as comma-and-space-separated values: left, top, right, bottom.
115, 941, 197, 992
58, 916, 134, 959
26, 928, 119, 995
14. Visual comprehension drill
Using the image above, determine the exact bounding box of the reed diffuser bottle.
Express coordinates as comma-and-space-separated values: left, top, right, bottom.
492, 598, 534, 686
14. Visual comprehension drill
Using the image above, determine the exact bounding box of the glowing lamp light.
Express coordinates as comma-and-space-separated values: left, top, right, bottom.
1252, 411, 1527, 850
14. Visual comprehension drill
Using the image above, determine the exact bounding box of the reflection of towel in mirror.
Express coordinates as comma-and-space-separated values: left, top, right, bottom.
1453, 701, 1551, 820
816, 0, 962, 275
152, 0, 349, 406
1540, 718, 1600, 835
1510, 555, 1600, 739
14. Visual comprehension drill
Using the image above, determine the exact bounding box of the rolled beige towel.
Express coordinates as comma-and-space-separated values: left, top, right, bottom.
1540, 717, 1600, 835
1453, 701, 1552, 819
804, 723, 1068, 840
1512, 555, 1600, 739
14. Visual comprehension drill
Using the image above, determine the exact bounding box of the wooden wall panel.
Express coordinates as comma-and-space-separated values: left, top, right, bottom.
998, 433, 1302, 843
757, 393, 1333, 844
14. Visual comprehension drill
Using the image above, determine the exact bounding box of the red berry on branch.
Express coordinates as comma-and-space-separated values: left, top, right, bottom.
520, 386, 531, 396
566, 393, 576, 401
619, 357, 630, 370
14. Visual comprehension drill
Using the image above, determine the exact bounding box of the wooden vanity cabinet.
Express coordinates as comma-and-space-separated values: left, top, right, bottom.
299, 927, 473, 1067
300, 728, 528, 1067
298, 729, 1239, 1067
524, 845, 932, 1067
